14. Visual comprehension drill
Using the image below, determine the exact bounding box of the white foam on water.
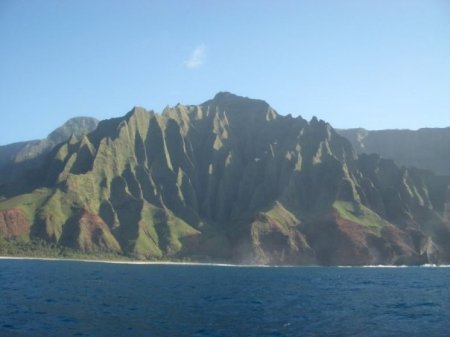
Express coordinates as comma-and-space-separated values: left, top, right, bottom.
362, 265, 408, 268
2, 256, 450, 267
420, 264, 450, 268
0, 256, 270, 267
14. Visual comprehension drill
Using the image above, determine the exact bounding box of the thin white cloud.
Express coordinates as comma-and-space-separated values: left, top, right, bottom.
184, 44, 207, 69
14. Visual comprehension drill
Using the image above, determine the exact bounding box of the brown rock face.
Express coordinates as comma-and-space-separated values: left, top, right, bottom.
59, 210, 121, 253
303, 212, 428, 266
246, 213, 315, 265
0, 208, 30, 238
304, 214, 371, 265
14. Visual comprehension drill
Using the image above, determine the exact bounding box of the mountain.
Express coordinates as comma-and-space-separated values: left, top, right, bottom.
0, 117, 99, 191
337, 127, 450, 176
1, 93, 449, 265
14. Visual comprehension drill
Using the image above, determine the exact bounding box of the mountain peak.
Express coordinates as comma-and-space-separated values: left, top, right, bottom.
212, 91, 243, 101
47, 117, 99, 144
210, 91, 267, 105
202, 92, 272, 117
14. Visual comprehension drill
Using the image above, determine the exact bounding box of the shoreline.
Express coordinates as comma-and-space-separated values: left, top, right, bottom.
0, 256, 449, 267
0, 256, 265, 267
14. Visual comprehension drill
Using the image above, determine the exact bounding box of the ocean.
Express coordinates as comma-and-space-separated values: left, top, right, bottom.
0, 259, 449, 337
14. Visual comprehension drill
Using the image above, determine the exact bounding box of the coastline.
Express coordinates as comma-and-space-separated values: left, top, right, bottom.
0, 256, 264, 267
0, 256, 449, 267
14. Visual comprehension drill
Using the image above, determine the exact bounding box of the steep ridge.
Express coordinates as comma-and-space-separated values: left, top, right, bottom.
338, 127, 450, 176
1, 93, 449, 265
0, 117, 99, 192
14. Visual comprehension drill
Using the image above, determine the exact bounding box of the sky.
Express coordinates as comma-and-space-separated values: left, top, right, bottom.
1, 0, 450, 145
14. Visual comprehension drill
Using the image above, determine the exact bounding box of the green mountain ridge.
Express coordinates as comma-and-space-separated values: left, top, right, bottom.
1, 93, 449, 265
0, 117, 99, 193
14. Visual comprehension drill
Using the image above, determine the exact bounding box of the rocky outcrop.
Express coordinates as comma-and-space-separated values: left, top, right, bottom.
0, 208, 30, 238
59, 210, 121, 253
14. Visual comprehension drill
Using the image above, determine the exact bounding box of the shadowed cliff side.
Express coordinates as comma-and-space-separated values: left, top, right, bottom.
338, 127, 450, 176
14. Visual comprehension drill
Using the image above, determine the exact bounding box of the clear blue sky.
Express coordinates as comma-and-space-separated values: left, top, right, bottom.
1, 0, 449, 145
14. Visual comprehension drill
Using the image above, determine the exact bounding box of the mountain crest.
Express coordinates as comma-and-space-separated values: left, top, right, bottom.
1, 93, 449, 265
203, 92, 271, 114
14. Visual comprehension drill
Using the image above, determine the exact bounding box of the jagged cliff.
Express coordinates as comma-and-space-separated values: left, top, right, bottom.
0, 117, 99, 190
1, 93, 449, 265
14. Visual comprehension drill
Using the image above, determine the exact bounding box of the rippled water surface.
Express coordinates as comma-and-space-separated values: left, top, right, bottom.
1, 259, 449, 336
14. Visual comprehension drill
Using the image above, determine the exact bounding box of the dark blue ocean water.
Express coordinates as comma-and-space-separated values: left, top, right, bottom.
0, 260, 449, 337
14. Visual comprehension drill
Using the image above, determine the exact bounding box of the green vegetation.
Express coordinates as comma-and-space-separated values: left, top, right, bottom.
264, 201, 299, 227
333, 201, 390, 235
0, 188, 51, 223
0, 237, 125, 260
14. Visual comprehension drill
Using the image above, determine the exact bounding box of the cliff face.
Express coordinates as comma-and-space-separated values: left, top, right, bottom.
1, 93, 449, 265
337, 128, 450, 176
